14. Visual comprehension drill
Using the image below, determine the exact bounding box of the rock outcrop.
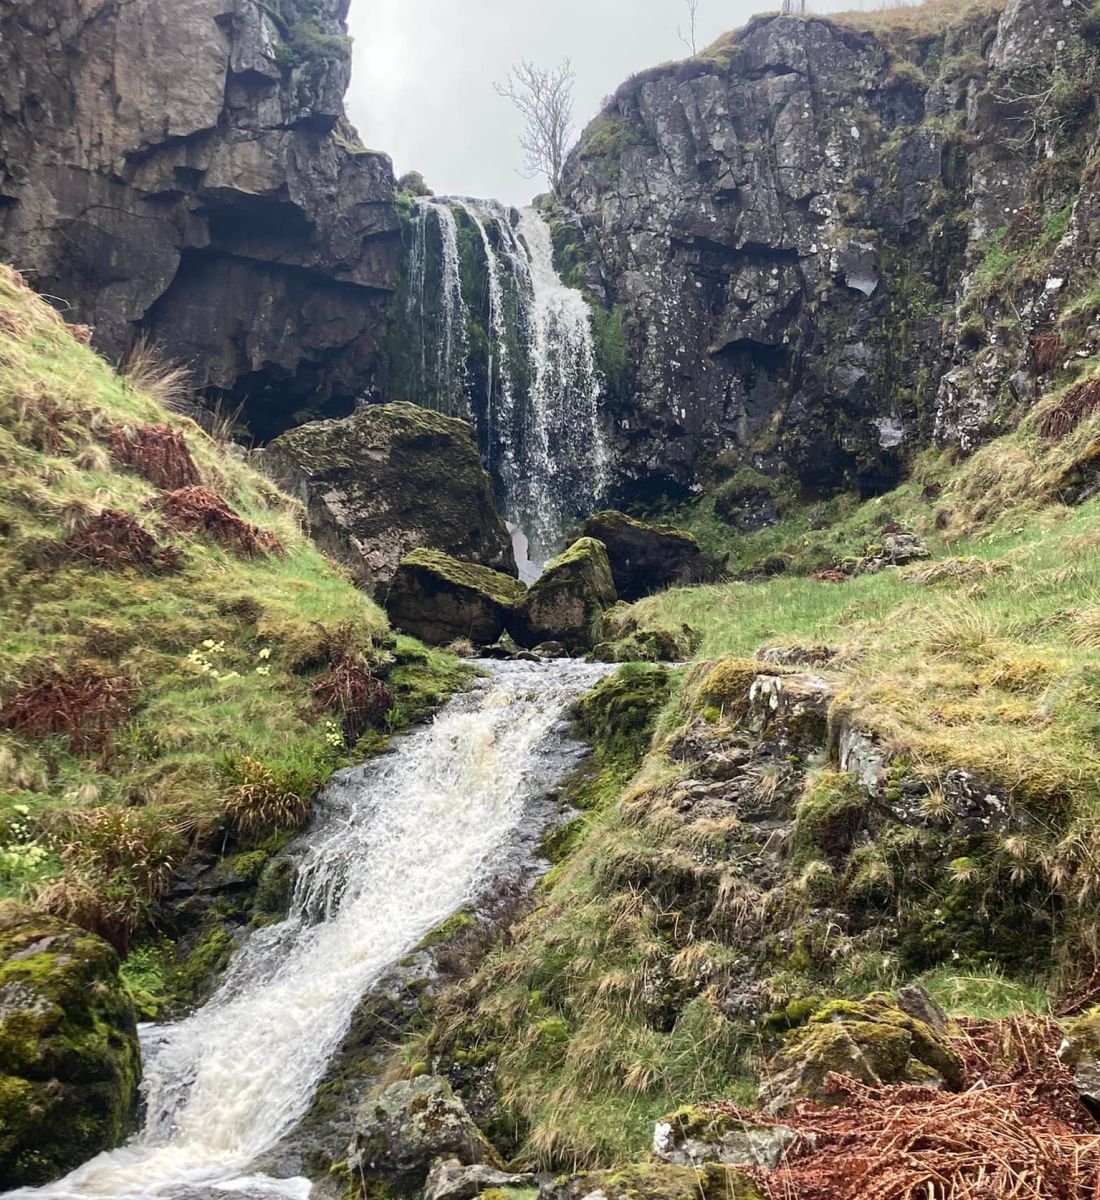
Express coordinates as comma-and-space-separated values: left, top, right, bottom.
512, 537, 617, 653
0, 0, 400, 440
559, 0, 1097, 502
0, 906, 141, 1188
387, 550, 526, 646
580, 511, 726, 601
259, 402, 516, 594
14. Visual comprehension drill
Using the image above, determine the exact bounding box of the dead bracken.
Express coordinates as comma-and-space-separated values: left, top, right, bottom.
745, 1018, 1100, 1200
66, 508, 182, 573
0, 660, 134, 753
1038, 377, 1100, 440
108, 421, 201, 490
149, 485, 283, 558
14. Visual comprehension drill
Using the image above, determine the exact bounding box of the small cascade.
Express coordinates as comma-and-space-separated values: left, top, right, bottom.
10, 661, 609, 1200
397, 199, 611, 561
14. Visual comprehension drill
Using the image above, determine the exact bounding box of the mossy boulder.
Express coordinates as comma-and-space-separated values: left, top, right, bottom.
387, 549, 527, 646
543, 1162, 763, 1200
0, 905, 141, 1188
347, 1075, 501, 1192
653, 1104, 796, 1169
511, 538, 617, 653
1059, 1009, 1100, 1106
576, 663, 672, 760
581, 511, 727, 601
759, 989, 962, 1113
260, 402, 516, 596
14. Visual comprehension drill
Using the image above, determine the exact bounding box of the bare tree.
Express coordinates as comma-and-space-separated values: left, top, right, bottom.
494, 59, 575, 197
678, 0, 701, 54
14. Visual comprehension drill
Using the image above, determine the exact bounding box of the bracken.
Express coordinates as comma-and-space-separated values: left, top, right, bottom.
108, 421, 201, 491
150, 486, 284, 558
0, 661, 134, 754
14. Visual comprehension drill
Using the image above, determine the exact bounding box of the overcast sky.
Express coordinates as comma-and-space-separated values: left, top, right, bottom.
346, 0, 871, 207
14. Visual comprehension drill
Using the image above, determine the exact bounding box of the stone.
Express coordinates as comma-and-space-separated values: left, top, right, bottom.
425, 1158, 537, 1200
347, 1076, 500, 1192
511, 538, 617, 653
0, 0, 401, 440
1058, 1010, 1100, 1108
759, 990, 963, 1114
653, 1106, 797, 1170
387, 550, 527, 646
260, 402, 516, 595
541, 1163, 764, 1200
0, 905, 142, 1189
580, 512, 726, 601
747, 673, 836, 748
854, 532, 931, 575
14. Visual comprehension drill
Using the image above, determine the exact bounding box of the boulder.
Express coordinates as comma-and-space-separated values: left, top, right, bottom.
759, 990, 962, 1114
653, 1105, 796, 1170
854, 532, 931, 575
0, 906, 141, 1188
1058, 1009, 1100, 1108
425, 1158, 537, 1200
511, 538, 617, 653
386, 550, 527, 646
261, 403, 516, 596
581, 512, 726, 601
347, 1076, 499, 1192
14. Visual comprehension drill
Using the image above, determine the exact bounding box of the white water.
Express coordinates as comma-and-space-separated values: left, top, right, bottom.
8, 661, 608, 1200
403, 200, 610, 561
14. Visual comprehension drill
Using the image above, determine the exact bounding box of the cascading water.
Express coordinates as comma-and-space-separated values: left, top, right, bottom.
8, 661, 608, 1200
399, 199, 611, 563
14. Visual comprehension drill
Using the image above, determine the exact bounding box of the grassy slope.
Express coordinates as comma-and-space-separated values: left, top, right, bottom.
0, 265, 463, 948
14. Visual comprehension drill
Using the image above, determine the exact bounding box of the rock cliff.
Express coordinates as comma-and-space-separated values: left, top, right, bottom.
559, 0, 1098, 505
0, 0, 400, 440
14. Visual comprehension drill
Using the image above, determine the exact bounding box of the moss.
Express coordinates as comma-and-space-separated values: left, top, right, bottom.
791, 771, 870, 865
564, 1163, 763, 1200
170, 924, 235, 1007
397, 549, 525, 610
576, 663, 672, 760
415, 909, 476, 951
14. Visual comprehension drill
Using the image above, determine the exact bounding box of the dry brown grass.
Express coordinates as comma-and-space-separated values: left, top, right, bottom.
119, 336, 191, 412
224, 757, 310, 840
1038, 377, 1100, 440
824, 0, 1005, 37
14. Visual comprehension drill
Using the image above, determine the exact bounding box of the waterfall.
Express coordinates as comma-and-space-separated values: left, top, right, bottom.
399, 200, 611, 562
9, 661, 609, 1200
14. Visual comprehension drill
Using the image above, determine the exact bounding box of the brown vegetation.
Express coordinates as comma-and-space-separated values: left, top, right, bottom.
108, 421, 201, 490
224, 756, 310, 840
810, 569, 848, 584
1038, 377, 1100, 439
1033, 331, 1064, 374
314, 656, 393, 743
66, 508, 183, 573
150, 486, 284, 557
0, 661, 134, 753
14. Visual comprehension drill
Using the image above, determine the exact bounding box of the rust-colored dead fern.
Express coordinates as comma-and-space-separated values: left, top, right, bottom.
66, 508, 183, 573
108, 421, 201, 490
1032, 331, 1064, 374
150, 486, 283, 558
0, 661, 134, 753
1039, 377, 1100, 439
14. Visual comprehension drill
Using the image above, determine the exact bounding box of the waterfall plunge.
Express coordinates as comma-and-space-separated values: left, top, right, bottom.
7, 661, 609, 1200
403, 200, 611, 562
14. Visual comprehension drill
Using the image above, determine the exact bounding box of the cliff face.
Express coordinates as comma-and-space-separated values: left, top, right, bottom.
0, 0, 399, 439
560, 0, 1099, 505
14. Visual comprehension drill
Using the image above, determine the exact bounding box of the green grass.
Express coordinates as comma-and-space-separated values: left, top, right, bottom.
0, 265, 461, 947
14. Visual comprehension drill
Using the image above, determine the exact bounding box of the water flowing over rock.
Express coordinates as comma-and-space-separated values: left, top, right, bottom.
6, 661, 609, 1199
0, 0, 400, 441
395, 199, 611, 560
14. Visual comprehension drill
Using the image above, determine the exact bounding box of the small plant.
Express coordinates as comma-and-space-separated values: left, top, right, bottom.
1037, 376, 1100, 439
150, 486, 284, 557
67, 508, 183, 574
223, 756, 310, 841
108, 421, 201, 490
0, 661, 134, 753
118, 337, 192, 412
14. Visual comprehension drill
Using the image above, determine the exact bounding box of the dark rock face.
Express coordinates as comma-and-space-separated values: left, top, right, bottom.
560, 0, 1096, 503
512, 537, 617, 653
581, 511, 727, 601
259, 402, 516, 595
0, 907, 141, 1188
387, 550, 527, 646
0, 0, 400, 440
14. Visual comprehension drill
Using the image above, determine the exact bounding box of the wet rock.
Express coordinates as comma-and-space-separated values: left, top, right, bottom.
653, 1105, 797, 1169
511, 538, 617, 653
348, 1076, 500, 1191
387, 550, 526, 647
261, 403, 516, 595
759, 990, 963, 1114
0, 906, 141, 1188
0, 0, 400, 439
533, 641, 570, 659
854, 532, 931, 575
580, 511, 726, 601
425, 1158, 537, 1200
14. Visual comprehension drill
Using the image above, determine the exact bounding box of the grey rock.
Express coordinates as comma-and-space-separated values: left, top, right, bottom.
425, 1158, 536, 1200
511, 538, 617, 653
652, 1112, 797, 1170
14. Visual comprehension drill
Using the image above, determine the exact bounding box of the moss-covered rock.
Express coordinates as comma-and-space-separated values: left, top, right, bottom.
759, 989, 962, 1113
581, 511, 726, 601
261, 402, 516, 597
544, 1162, 764, 1200
387, 549, 527, 646
511, 538, 616, 652
576, 663, 672, 760
653, 1104, 796, 1169
347, 1075, 501, 1192
0, 905, 141, 1188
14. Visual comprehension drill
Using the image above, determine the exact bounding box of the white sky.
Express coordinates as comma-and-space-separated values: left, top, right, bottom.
346, 0, 874, 206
